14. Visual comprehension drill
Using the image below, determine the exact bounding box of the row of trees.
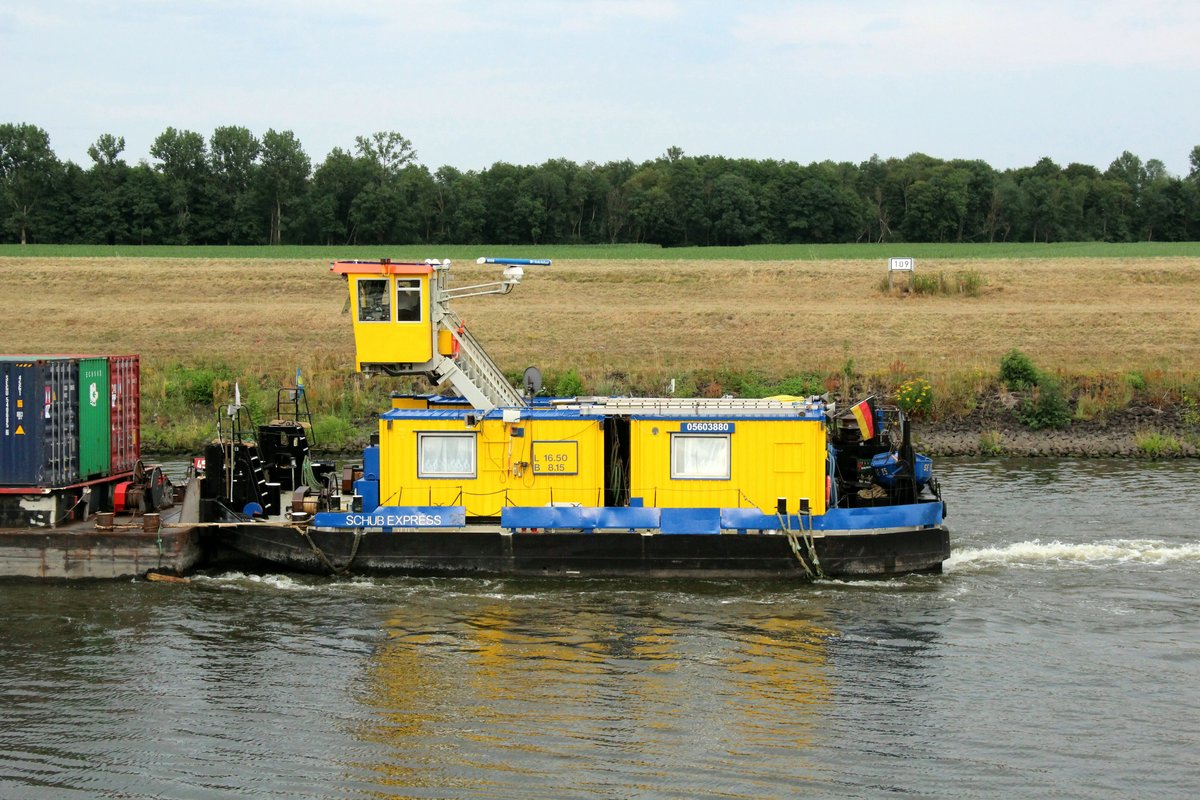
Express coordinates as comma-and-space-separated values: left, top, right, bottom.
3, 122, 1200, 246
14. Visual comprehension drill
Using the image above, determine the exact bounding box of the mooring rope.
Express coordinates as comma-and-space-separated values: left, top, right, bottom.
801, 514, 824, 579
778, 513, 815, 578
344, 528, 365, 572
298, 525, 364, 576
778, 512, 824, 579
54, 491, 90, 526
298, 526, 338, 573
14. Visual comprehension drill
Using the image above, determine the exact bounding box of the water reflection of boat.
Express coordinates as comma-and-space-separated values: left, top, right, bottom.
204, 258, 949, 579
355, 591, 835, 793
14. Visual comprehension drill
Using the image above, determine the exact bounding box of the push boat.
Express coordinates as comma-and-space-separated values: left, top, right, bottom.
202, 258, 950, 579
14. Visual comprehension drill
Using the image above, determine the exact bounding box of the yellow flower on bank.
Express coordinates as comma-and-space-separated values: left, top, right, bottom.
896, 378, 932, 416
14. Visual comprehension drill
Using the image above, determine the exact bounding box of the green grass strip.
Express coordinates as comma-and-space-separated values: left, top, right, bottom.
3, 241, 1199, 261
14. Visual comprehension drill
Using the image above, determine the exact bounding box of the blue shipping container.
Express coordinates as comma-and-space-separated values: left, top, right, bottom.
1, 359, 81, 486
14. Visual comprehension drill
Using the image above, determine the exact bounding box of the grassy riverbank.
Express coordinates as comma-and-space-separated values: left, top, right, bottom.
2, 249, 1198, 455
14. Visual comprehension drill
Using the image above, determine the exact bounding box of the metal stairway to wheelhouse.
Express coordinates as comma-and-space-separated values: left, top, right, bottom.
432, 308, 525, 411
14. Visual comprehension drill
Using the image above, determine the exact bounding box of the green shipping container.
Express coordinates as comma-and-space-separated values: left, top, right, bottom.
78, 357, 111, 479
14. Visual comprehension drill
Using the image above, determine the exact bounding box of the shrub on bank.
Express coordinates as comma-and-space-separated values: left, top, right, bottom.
1017, 377, 1072, 430
1000, 349, 1040, 390
775, 373, 826, 398
996, 349, 1073, 430
550, 368, 586, 396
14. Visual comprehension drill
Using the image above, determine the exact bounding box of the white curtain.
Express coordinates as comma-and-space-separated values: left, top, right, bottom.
419, 434, 476, 477
672, 435, 730, 479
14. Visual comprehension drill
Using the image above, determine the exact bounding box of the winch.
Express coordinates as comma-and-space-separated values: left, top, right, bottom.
113, 461, 174, 513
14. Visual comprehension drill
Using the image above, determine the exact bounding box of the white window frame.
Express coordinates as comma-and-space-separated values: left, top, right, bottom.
395, 278, 423, 323
417, 432, 477, 479
670, 433, 731, 480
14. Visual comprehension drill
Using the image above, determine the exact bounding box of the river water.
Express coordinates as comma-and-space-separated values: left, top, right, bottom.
1, 457, 1197, 799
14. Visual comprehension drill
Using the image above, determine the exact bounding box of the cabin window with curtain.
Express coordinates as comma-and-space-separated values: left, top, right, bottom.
395, 279, 423, 322
670, 434, 731, 480
357, 278, 391, 322
418, 432, 477, 479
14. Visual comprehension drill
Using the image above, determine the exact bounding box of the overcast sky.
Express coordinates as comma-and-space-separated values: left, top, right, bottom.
3, 0, 1197, 176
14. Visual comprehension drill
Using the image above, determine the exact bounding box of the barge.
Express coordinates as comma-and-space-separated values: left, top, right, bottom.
1, 356, 204, 579
0, 500, 202, 580
202, 258, 950, 579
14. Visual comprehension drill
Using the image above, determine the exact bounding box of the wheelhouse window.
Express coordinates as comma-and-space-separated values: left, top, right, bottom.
357, 278, 391, 322
418, 433, 477, 479
670, 434, 731, 480
395, 279, 423, 322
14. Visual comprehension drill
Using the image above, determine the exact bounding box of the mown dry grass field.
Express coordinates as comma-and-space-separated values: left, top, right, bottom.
5, 254, 1199, 448
3, 256, 1197, 380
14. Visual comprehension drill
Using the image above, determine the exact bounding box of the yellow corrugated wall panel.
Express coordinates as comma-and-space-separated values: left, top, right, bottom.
378, 416, 605, 516
390, 396, 431, 409
629, 419, 827, 514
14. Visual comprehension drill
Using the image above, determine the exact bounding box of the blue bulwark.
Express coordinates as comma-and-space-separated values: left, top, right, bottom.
314, 506, 467, 529
501, 506, 661, 532
720, 508, 789, 532
322, 502, 944, 534
816, 503, 942, 530
681, 421, 735, 434
660, 508, 722, 534
719, 503, 943, 532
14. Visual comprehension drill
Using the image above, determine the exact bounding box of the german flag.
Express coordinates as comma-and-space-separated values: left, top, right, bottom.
850, 397, 876, 440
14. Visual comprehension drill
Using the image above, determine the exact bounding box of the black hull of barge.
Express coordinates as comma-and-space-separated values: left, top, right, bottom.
218, 525, 950, 579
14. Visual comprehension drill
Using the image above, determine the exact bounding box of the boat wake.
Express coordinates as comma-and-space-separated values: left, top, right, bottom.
191, 571, 377, 592
946, 538, 1200, 571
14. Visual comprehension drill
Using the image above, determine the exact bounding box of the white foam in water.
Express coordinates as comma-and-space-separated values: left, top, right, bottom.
193, 571, 381, 591
190, 571, 309, 590
946, 538, 1200, 571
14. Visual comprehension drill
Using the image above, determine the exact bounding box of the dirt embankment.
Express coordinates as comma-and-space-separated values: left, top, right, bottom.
916, 405, 1198, 458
